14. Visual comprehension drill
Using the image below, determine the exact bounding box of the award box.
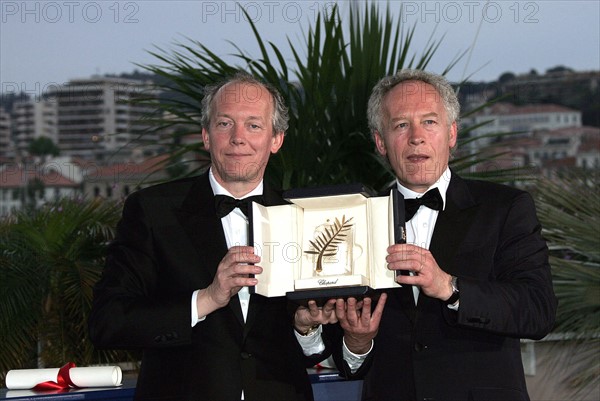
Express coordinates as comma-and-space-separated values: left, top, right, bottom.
249, 184, 405, 301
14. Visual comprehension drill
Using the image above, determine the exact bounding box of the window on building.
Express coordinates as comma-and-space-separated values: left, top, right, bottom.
106, 186, 113, 198
94, 186, 100, 197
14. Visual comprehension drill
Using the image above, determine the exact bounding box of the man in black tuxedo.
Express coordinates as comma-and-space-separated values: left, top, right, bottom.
333, 69, 557, 401
88, 73, 335, 401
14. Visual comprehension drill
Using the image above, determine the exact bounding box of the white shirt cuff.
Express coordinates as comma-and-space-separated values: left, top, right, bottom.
342, 337, 373, 373
295, 325, 325, 356
447, 300, 460, 311
191, 290, 206, 327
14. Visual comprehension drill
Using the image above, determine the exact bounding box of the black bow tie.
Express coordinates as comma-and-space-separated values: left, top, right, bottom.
404, 188, 443, 221
214, 195, 263, 218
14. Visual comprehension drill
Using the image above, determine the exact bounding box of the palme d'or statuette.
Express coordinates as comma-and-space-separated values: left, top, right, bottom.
304, 215, 354, 276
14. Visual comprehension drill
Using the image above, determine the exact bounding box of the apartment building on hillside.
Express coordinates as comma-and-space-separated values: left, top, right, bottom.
0, 109, 13, 158
7, 77, 160, 163
464, 103, 582, 146
11, 98, 57, 156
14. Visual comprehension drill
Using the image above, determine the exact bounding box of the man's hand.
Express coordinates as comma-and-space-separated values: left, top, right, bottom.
197, 246, 262, 316
294, 299, 338, 334
386, 244, 454, 301
336, 294, 387, 354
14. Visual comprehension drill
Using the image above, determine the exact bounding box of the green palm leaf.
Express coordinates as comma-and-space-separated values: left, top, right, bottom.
133, 3, 511, 191
0, 199, 136, 387
534, 170, 600, 396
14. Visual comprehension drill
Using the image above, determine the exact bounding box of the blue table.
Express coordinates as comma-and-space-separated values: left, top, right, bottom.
0, 371, 362, 401
0, 380, 136, 400
310, 369, 363, 401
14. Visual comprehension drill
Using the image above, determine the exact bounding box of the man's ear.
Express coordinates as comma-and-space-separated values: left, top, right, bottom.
202, 128, 210, 151
373, 131, 387, 156
448, 122, 458, 149
270, 131, 285, 154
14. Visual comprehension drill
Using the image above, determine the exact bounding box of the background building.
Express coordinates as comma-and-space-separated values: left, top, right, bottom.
46, 77, 159, 162
4, 77, 160, 164
0, 109, 13, 159
464, 102, 582, 146
0, 163, 80, 216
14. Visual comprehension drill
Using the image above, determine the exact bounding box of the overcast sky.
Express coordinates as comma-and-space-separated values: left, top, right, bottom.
2, 0, 599, 97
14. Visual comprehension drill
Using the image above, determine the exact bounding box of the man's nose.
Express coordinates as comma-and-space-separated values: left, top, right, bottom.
408, 125, 425, 145
230, 125, 246, 144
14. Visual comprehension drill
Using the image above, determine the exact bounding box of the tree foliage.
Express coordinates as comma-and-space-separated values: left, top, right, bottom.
137, 3, 484, 191
534, 169, 600, 395
0, 198, 136, 387
28, 136, 60, 158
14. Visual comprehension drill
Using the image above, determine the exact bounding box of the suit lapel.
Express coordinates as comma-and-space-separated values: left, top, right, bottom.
389, 174, 479, 319
244, 294, 263, 338
173, 173, 246, 326
394, 284, 417, 323
175, 173, 228, 280
428, 172, 478, 276
412, 172, 478, 310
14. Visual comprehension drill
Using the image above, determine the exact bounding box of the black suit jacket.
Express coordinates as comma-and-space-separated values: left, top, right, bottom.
89, 173, 325, 401
336, 172, 557, 401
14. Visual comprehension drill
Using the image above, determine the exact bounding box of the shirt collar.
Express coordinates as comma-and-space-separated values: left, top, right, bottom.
208, 167, 264, 198
395, 166, 451, 210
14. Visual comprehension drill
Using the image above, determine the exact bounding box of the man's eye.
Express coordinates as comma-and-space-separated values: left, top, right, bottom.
424, 120, 436, 125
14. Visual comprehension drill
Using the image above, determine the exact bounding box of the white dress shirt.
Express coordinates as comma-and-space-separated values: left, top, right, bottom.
396, 166, 451, 304
191, 168, 263, 326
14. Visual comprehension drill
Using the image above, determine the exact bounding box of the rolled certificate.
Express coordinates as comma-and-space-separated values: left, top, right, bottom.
5, 365, 122, 390
70, 366, 122, 387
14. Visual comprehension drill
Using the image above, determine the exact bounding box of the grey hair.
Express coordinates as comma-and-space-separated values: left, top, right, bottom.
367, 69, 460, 134
200, 71, 289, 134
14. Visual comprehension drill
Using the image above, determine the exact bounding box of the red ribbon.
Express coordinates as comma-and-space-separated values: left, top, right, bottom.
33, 362, 78, 391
